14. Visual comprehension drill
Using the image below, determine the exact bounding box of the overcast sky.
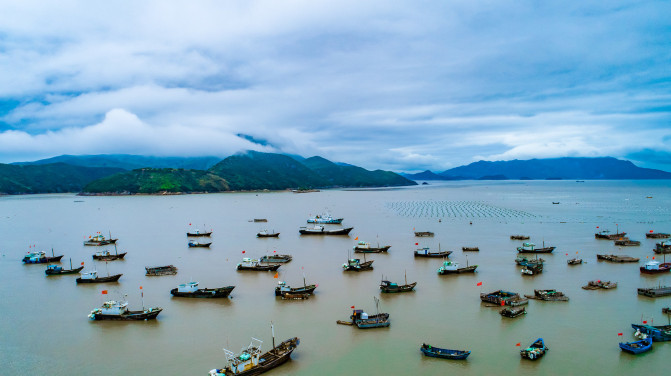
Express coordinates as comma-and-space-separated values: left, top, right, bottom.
0, 0, 669, 172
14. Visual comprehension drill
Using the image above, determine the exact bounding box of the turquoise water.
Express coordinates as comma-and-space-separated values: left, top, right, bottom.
0, 180, 669, 375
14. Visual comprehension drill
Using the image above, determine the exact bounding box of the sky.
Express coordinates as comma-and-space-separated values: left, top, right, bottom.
0, 0, 669, 172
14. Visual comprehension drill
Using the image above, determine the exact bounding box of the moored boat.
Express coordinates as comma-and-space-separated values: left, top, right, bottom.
631, 324, 671, 342
515, 255, 545, 266
257, 230, 280, 238
23, 251, 64, 264
480, 290, 528, 306
145, 265, 178, 276
353, 241, 391, 253
510, 235, 530, 240
516, 242, 555, 254
237, 258, 281, 271
414, 231, 434, 237
208, 336, 300, 376
500, 306, 526, 318
638, 285, 671, 298
380, 274, 416, 293
414, 246, 452, 258
595, 229, 626, 240
521, 263, 543, 275
260, 254, 292, 263
654, 241, 671, 254
299, 225, 353, 235
275, 280, 316, 296
614, 239, 640, 246
640, 260, 671, 274
582, 280, 617, 290
419, 343, 471, 360
567, 258, 582, 265
307, 213, 343, 224
619, 336, 652, 354
462, 247, 479, 252
437, 261, 477, 274
76, 270, 122, 284
188, 240, 212, 248
342, 258, 374, 271
647, 232, 670, 239
92, 247, 127, 261
88, 300, 161, 321
45, 259, 84, 275
187, 229, 212, 237
83, 233, 118, 246
349, 298, 389, 329
524, 289, 568, 301
596, 254, 639, 263
520, 338, 548, 360
171, 282, 235, 298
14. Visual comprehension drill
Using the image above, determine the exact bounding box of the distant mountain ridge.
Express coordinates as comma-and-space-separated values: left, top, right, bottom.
402, 157, 671, 180
14, 154, 221, 171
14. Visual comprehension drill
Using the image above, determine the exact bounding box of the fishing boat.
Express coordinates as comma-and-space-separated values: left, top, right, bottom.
462, 247, 479, 252
22, 250, 64, 264
631, 324, 671, 342
188, 240, 212, 248
500, 306, 526, 318
414, 245, 452, 258
640, 260, 671, 274
45, 259, 84, 275
208, 334, 300, 376
437, 260, 477, 274
342, 258, 374, 271
380, 272, 416, 293
281, 292, 311, 300
654, 241, 671, 254
145, 265, 178, 276
307, 213, 343, 224
419, 343, 471, 360
480, 290, 528, 306
76, 269, 122, 284
275, 279, 317, 297
510, 235, 530, 240
521, 263, 543, 275
567, 258, 583, 265
619, 336, 652, 354
253, 218, 268, 222
414, 231, 434, 237
515, 255, 545, 266
257, 230, 280, 238
582, 280, 617, 290
237, 258, 281, 271
595, 227, 626, 240
638, 285, 671, 298
88, 300, 161, 321
186, 229, 212, 237
520, 338, 548, 360
299, 225, 353, 235
596, 254, 639, 263
353, 241, 391, 253
349, 298, 390, 329
615, 239, 640, 246
171, 282, 235, 298
83, 232, 118, 246
92, 246, 127, 261
516, 242, 555, 254
260, 254, 292, 263
647, 232, 670, 239
524, 289, 569, 301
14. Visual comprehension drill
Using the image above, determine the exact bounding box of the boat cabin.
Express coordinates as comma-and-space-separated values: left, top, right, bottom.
238, 258, 259, 267
177, 282, 199, 293
23, 251, 46, 262
100, 300, 129, 315
222, 338, 262, 374
80, 270, 98, 280
47, 265, 63, 272
438, 261, 459, 272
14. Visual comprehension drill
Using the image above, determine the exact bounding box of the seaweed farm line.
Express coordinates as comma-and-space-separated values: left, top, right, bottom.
0, 180, 670, 375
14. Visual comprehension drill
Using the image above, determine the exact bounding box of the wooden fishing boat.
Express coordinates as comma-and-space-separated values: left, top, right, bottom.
45, 259, 84, 275
188, 240, 212, 248
515, 255, 545, 266
208, 335, 300, 376
281, 292, 311, 300
257, 230, 280, 238
631, 324, 671, 342
596, 254, 639, 263
524, 289, 568, 301
299, 225, 353, 235
88, 300, 161, 321
380, 274, 416, 293
567, 258, 582, 265
615, 239, 640, 246
83, 233, 118, 246
595, 228, 626, 240
480, 290, 528, 306
414, 246, 452, 258
619, 336, 652, 354
237, 258, 281, 271
76, 270, 122, 284
640, 260, 671, 274
582, 280, 617, 290
638, 285, 671, 298
253, 218, 268, 222
260, 254, 292, 263
647, 232, 670, 239
92, 247, 127, 261
462, 247, 479, 252
500, 306, 526, 318
307, 214, 343, 224
275, 280, 316, 296
654, 241, 671, 254
510, 235, 530, 240
342, 258, 374, 271
414, 231, 434, 237
521, 263, 543, 275
420, 343, 471, 360
22, 251, 64, 264
145, 265, 178, 276
516, 242, 555, 254
186, 229, 212, 237
353, 241, 391, 253
349, 298, 390, 329
520, 338, 548, 360
171, 282, 235, 298
437, 261, 477, 274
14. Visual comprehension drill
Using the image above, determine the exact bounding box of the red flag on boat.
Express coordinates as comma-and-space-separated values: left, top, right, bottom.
650, 230, 654, 233
273, 273, 278, 278
81, 262, 85, 266
516, 343, 521, 346
477, 282, 483, 286
189, 223, 191, 226
242, 250, 245, 254
566, 253, 568, 256
618, 333, 623, 336
415, 243, 419, 246
101, 290, 108, 295
273, 250, 276, 253
500, 300, 505, 306
596, 226, 599, 229
643, 320, 647, 324
140, 286, 143, 289
350, 306, 355, 309
653, 256, 655, 260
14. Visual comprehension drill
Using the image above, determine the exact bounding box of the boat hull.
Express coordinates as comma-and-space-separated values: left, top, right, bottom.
90, 308, 162, 321
76, 274, 122, 283
23, 255, 64, 264
171, 286, 234, 298
343, 260, 374, 271
275, 285, 316, 296
145, 265, 178, 276
209, 337, 299, 376
354, 246, 390, 253
520, 338, 548, 360
187, 232, 212, 237
500, 307, 526, 318
380, 282, 417, 293
299, 227, 353, 235
631, 324, 671, 342
92, 252, 127, 261
257, 233, 280, 238
420, 344, 470, 360
619, 337, 652, 354
414, 251, 452, 258
438, 265, 477, 274
83, 239, 118, 246
260, 255, 292, 263
517, 247, 555, 254
188, 243, 212, 248
45, 266, 84, 275
237, 264, 281, 271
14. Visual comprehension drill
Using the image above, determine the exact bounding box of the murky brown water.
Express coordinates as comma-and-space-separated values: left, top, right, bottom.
1, 180, 670, 375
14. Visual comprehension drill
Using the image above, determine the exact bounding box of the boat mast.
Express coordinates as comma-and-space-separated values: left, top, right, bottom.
271, 322, 276, 354
70, 258, 72, 270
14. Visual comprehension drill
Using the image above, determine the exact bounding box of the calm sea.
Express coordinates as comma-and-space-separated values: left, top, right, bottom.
1, 180, 670, 375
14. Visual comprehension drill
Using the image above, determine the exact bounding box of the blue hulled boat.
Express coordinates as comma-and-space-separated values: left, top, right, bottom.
631, 324, 671, 342
520, 338, 548, 360
420, 343, 470, 360
619, 336, 652, 354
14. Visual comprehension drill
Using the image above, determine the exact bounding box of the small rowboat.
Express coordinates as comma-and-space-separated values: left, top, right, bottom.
420, 343, 470, 360
520, 338, 548, 360
619, 336, 652, 354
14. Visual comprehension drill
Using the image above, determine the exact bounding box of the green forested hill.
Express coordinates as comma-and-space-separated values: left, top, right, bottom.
82, 168, 229, 194
0, 163, 124, 194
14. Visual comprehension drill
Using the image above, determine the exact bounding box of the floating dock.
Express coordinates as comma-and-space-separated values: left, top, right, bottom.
638, 286, 671, 298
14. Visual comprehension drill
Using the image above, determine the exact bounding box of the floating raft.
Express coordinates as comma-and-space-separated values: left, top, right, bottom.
596, 254, 639, 263
145, 265, 178, 276
414, 231, 434, 237
647, 233, 670, 239
638, 286, 671, 298
462, 247, 479, 252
